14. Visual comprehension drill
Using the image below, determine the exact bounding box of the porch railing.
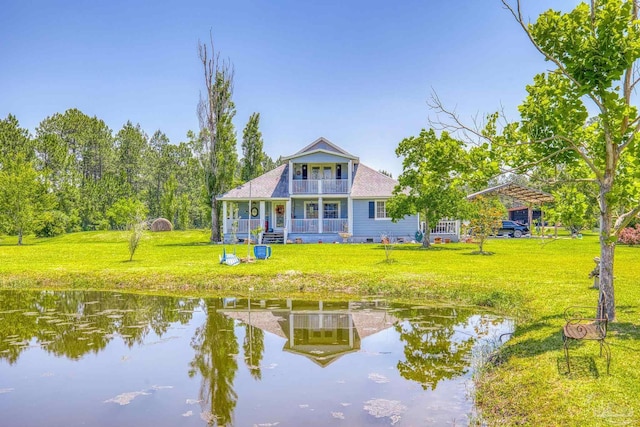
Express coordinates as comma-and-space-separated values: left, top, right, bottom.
289, 218, 348, 233
431, 220, 459, 235
291, 179, 349, 194
226, 219, 263, 234
290, 219, 319, 233
323, 218, 348, 233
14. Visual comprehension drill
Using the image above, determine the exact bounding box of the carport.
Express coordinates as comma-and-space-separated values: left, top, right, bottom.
467, 183, 555, 235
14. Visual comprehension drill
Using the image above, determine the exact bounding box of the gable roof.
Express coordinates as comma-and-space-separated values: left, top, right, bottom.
350, 163, 400, 198
220, 164, 289, 200
283, 137, 359, 161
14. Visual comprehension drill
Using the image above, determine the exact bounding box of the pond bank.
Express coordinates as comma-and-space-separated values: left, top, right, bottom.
1, 230, 639, 425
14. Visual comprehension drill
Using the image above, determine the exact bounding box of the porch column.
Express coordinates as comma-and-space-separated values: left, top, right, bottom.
347, 160, 353, 190
318, 196, 323, 234
348, 197, 354, 234
222, 201, 228, 235
284, 200, 291, 244
288, 160, 293, 196
259, 201, 265, 230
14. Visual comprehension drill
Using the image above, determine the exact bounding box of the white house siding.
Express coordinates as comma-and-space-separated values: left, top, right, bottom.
351, 199, 418, 243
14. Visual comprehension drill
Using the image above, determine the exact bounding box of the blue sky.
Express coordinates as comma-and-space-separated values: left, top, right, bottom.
1, 0, 578, 176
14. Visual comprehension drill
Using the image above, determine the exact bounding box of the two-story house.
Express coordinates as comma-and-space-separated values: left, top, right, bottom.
219, 137, 421, 244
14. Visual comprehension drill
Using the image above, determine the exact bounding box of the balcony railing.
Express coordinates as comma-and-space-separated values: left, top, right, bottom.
291, 179, 349, 194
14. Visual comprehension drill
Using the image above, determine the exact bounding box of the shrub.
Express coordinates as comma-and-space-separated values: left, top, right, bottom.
618, 224, 640, 245
33, 211, 69, 237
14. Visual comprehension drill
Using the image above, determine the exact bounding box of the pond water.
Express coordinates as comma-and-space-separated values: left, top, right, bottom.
0, 291, 512, 426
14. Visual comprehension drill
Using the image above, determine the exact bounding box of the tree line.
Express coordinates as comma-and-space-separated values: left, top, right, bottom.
0, 108, 277, 244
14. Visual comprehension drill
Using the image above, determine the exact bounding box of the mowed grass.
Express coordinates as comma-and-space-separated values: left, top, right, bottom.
1, 230, 639, 425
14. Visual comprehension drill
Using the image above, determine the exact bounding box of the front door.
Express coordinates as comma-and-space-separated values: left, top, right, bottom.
274, 203, 286, 230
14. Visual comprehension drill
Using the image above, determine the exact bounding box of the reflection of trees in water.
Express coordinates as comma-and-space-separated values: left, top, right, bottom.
0, 290, 197, 364
243, 324, 264, 380
188, 299, 239, 427
394, 306, 477, 391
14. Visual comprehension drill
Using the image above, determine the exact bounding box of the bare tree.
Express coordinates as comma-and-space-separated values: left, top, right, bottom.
197, 32, 237, 242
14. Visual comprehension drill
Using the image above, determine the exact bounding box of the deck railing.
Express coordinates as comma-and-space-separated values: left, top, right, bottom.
431, 220, 460, 235
291, 179, 349, 194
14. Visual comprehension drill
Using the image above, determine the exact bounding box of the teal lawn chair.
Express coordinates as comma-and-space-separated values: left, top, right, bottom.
253, 245, 272, 260
219, 248, 240, 266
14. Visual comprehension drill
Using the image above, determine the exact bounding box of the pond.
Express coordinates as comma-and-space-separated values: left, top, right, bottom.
0, 291, 512, 426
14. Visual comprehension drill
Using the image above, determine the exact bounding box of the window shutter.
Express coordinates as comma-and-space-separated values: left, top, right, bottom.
369, 201, 375, 218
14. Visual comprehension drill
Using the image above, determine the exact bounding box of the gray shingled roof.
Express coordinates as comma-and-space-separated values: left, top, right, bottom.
220, 160, 401, 200
220, 164, 289, 199
350, 164, 399, 198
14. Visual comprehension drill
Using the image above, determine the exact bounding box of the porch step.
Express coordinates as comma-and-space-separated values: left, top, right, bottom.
262, 232, 284, 244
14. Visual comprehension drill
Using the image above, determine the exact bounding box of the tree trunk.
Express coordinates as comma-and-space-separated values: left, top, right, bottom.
422, 218, 431, 248
210, 196, 220, 242
17, 228, 23, 246
598, 191, 616, 321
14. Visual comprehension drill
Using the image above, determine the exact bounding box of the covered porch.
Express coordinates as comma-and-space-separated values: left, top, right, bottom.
222, 197, 353, 243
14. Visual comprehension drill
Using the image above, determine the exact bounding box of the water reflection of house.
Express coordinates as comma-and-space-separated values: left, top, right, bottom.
220, 300, 397, 367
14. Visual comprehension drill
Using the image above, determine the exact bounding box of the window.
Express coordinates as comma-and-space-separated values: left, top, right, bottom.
323, 202, 339, 219
305, 202, 319, 219
376, 201, 390, 219
311, 167, 320, 180
323, 167, 332, 179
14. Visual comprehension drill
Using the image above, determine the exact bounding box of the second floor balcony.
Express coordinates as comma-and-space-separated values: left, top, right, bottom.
291, 179, 349, 195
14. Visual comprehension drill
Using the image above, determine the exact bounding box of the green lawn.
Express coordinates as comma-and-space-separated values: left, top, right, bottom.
1, 230, 639, 425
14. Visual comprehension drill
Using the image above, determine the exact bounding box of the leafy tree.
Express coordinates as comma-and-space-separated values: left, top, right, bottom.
261, 154, 277, 174
0, 154, 40, 245
35, 109, 116, 231
0, 116, 41, 244
197, 35, 239, 242
160, 173, 178, 224
499, 0, 640, 320
240, 112, 265, 181
0, 114, 34, 164
33, 210, 70, 237
387, 129, 469, 248
107, 197, 148, 230
467, 196, 504, 254
115, 121, 147, 196
144, 130, 172, 218
128, 219, 147, 262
